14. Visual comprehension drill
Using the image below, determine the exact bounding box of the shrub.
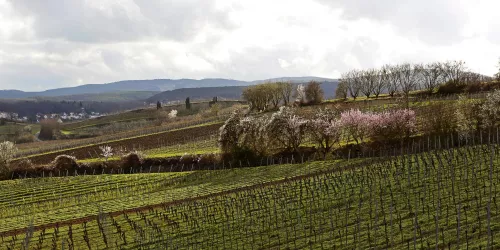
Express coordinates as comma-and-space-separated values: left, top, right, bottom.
464, 81, 483, 94
39, 119, 60, 140
15, 133, 34, 144
437, 81, 467, 95
179, 153, 199, 165
481, 81, 500, 92
51, 155, 78, 171
420, 102, 456, 135
23, 125, 32, 133
12, 159, 34, 171
197, 153, 219, 166
121, 151, 144, 170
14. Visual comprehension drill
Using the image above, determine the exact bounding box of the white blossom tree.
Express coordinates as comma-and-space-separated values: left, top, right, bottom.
238, 116, 271, 155
455, 95, 482, 139
168, 110, 178, 119
100, 146, 114, 162
218, 110, 243, 153
295, 84, 306, 104
479, 89, 500, 130
0, 141, 18, 174
266, 106, 308, 152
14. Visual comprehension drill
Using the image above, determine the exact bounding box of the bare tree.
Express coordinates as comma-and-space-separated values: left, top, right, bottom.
344, 70, 362, 100
305, 81, 324, 104
386, 65, 400, 97
442, 60, 466, 86
361, 69, 378, 98
393, 63, 422, 108
495, 58, 500, 83
420, 62, 443, 94
269, 83, 282, 109
396, 63, 421, 98
335, 79, 348, 100
461, 72, 482, 86
373, 67, 387, 98
277, 81, 293, 106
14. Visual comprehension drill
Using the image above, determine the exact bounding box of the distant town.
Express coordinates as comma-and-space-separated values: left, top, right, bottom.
0, 109, 106, 123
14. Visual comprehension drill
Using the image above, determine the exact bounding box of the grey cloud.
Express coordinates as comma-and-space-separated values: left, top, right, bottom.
0, 62, 69, 91
315, 0, 467, 45
7, 0, 236, 43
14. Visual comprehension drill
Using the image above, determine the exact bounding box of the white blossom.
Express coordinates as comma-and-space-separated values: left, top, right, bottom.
99, 146, 114, 161
168, 109, 178, 119
0, 141, 18, 173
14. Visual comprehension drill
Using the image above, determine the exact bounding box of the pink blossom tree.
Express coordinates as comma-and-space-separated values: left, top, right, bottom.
308, 108, 342, 157
340, 109, 375, 144
371, 109, 416, 142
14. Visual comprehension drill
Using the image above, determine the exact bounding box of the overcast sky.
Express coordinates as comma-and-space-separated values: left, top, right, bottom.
1, 0, 500, 91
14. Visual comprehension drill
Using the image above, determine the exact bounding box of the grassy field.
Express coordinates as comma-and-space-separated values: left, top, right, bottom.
60, 108, 160, 132
17, 121, 224, 165
0, 123, 40, 135
1, 144, 499, 249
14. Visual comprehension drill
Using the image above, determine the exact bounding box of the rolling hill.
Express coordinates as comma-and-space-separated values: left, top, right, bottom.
0, 79, 249, 99
0, 77, 337, 100
147, 80, 339, 103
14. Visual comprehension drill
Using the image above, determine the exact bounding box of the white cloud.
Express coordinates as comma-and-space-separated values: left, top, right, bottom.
0, 0, 499, 91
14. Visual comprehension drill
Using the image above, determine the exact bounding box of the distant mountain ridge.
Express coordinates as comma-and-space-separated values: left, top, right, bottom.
147, 80, 339, 103
0, 77, 336, 99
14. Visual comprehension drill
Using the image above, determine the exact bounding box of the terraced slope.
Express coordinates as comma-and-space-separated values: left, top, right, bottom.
0, 160, 350, 236
1, 145, 500, 249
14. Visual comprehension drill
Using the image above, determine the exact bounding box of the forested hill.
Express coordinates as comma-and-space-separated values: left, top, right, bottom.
147, 81, 339, 103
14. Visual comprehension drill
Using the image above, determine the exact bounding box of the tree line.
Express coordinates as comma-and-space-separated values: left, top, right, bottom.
242, 81, 325, 111
336, 60, 495, 100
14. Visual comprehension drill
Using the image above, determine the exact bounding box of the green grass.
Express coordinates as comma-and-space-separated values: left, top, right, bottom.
0, 123, 39, 136
17, 121, 221, 161
2, 145, 500, 249
61, 108, 159, 132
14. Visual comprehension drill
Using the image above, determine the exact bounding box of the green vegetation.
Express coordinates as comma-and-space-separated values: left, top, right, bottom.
1, 72, 500, 249
17, 121, 223, 164
0, 159, 352, 234
61, 108, 159, 132
2, 145, 500, 248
